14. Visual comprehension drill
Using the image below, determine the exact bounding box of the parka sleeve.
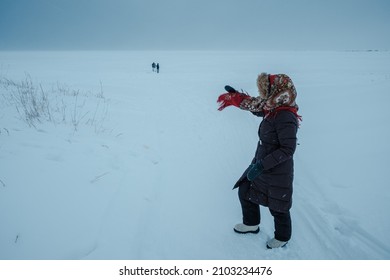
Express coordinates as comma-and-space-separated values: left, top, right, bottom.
261, 111, 298, 170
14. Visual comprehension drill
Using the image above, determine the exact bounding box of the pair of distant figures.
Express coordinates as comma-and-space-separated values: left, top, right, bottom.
152, 62, 160, 73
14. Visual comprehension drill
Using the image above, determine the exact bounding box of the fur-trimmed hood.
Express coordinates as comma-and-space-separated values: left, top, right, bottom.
257, 73, 298, 110
240, 73, 298, 112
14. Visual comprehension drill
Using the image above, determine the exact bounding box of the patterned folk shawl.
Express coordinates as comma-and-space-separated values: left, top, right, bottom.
240, 73, 299, 113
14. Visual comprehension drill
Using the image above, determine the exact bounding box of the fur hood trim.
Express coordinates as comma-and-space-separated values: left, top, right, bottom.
257, 72, 270, 99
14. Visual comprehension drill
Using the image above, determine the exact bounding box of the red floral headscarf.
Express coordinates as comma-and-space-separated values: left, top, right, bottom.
240, 73, 298, 112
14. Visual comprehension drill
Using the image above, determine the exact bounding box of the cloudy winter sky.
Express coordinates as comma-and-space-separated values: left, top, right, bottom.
0, 0, 389, 50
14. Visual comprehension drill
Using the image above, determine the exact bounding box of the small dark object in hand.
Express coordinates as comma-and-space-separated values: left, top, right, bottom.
224, 85, 237, 93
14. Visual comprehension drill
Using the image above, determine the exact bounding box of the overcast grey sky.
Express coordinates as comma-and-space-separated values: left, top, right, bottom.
0, 0, 389, 50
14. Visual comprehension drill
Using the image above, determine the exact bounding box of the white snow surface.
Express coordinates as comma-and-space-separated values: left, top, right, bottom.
0, 51, 389, 260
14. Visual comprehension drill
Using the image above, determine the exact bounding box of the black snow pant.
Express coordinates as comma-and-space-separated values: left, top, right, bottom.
238, 181, 292, 242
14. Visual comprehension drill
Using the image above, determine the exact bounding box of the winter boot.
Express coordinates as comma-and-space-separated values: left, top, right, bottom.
234, 223, 259, 234
266, 238, 288, 249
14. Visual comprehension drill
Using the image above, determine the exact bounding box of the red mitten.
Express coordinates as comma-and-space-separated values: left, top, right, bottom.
217, 92, 250, 111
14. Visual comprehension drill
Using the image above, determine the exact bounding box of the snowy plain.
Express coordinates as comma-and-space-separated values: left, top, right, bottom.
0, 50, 389, 260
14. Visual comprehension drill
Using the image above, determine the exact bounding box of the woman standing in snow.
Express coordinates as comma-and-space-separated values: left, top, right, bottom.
217, 73, 301, 249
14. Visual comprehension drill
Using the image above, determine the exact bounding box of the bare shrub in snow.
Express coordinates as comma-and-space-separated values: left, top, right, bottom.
0, 74, 109, 133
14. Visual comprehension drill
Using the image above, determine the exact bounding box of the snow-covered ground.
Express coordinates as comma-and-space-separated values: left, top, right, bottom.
0, 50, 389, 260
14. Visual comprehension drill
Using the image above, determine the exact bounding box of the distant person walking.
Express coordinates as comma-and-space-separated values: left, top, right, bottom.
152, 62, 156, 72
156, 63, 160, 73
